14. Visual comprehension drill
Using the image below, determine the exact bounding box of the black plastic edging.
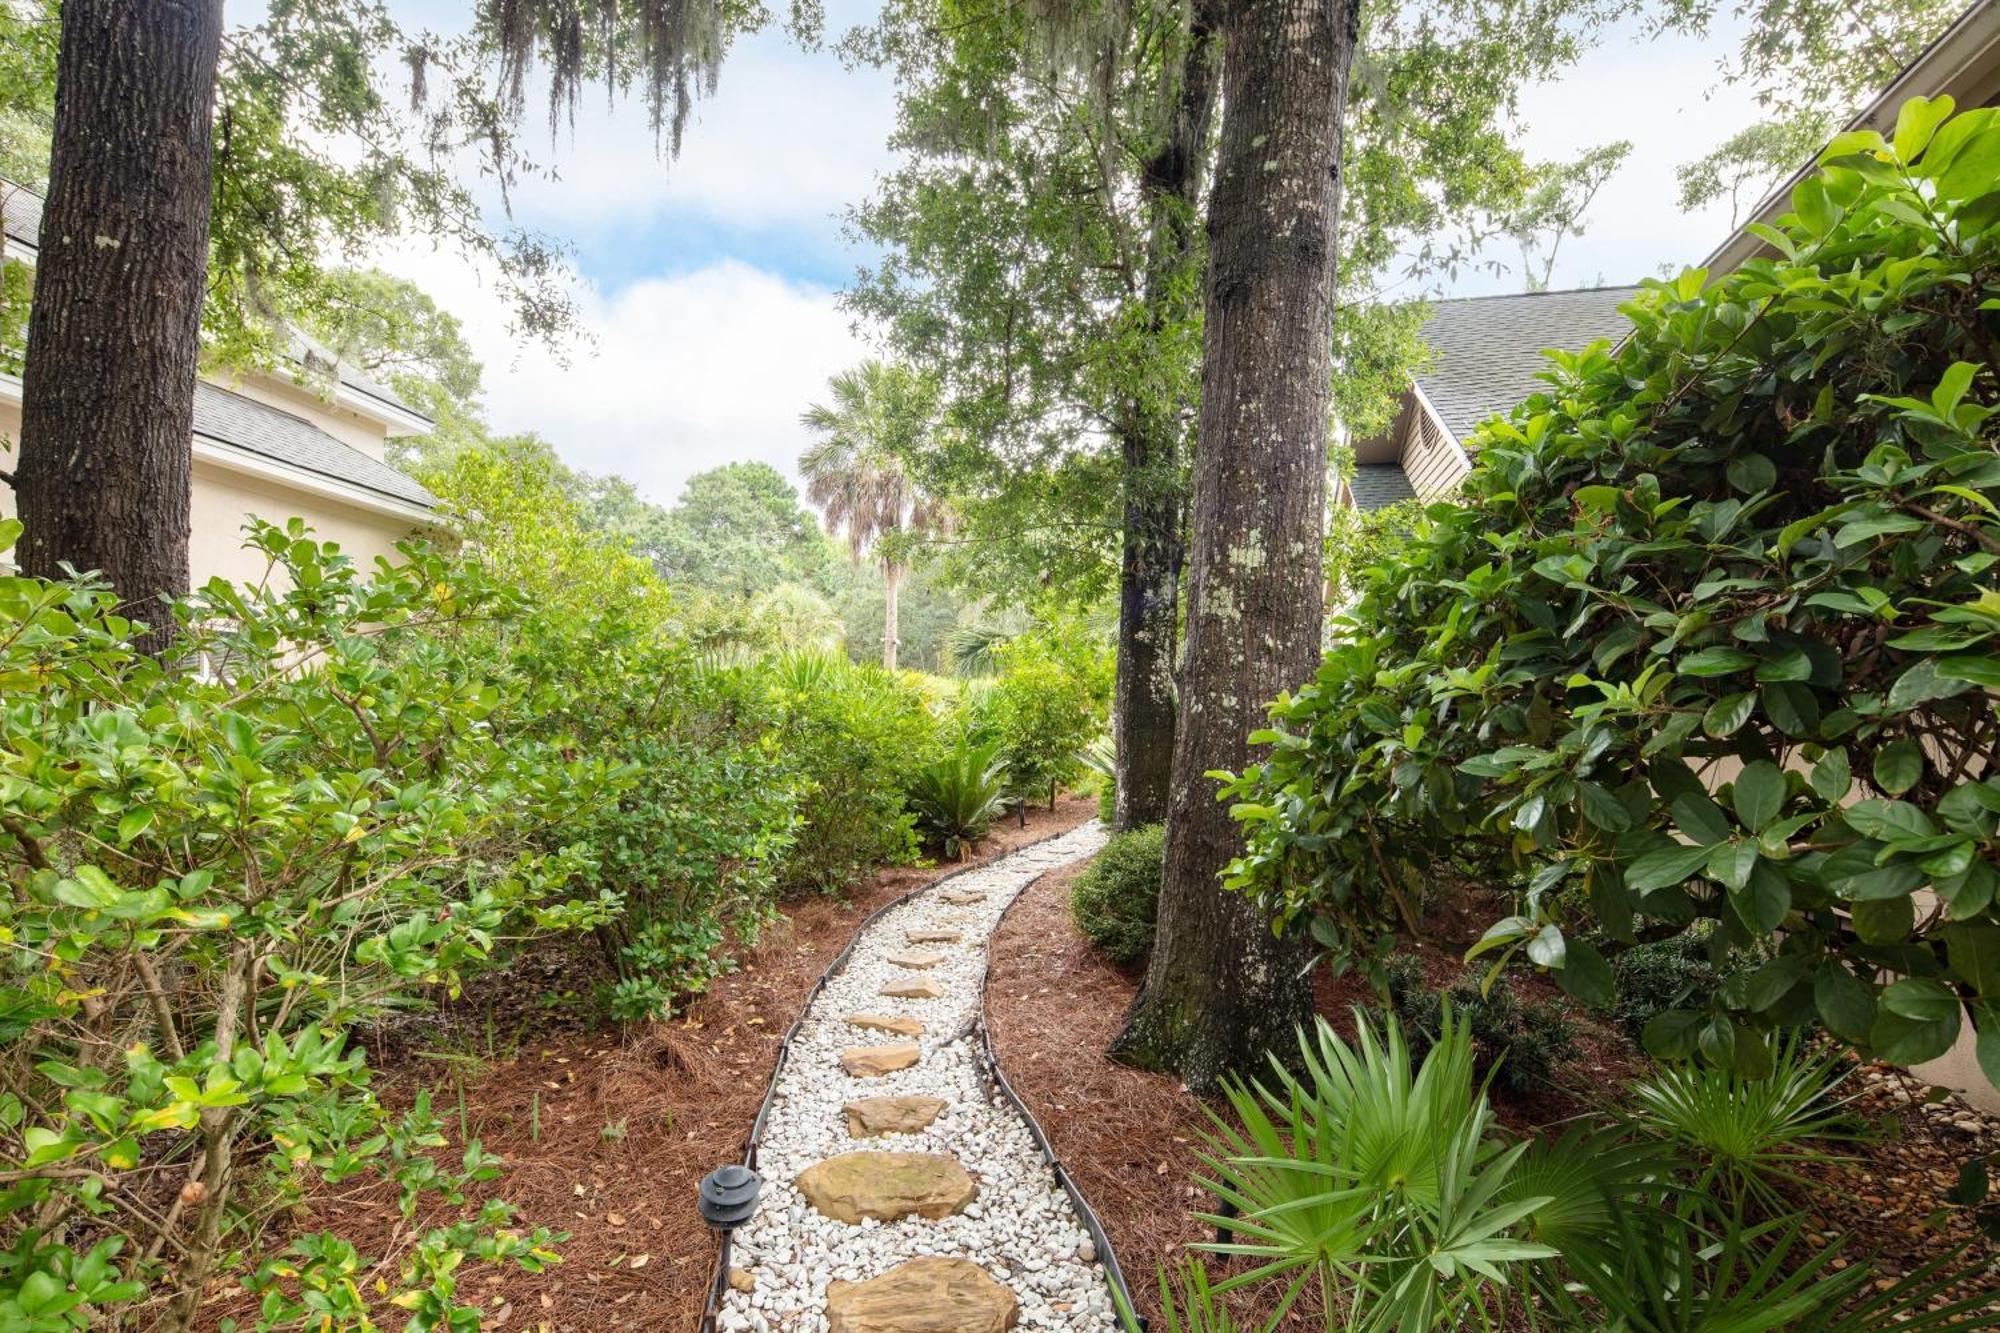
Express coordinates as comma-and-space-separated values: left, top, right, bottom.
974, 847, 1147, 1332
697, 823, 1087, 1332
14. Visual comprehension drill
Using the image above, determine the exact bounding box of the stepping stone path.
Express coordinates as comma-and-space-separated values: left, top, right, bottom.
716, 821, 1114, 1332
842, 1041, 921, 1077
845, 1095, 949, 1138
826, 1258, 1019, 1333
884, 949, 947, 970
846, 1013, 925, 1038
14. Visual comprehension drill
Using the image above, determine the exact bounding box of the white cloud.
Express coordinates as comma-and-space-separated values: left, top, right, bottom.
379, 243, 868, 507
497, 30, 898, 235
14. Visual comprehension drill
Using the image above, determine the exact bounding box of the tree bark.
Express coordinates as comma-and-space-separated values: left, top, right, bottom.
1110, 0, 1359, 1091
1112, 13, 1220, 832
14, 0, 223, 655
881, 558, 903, 671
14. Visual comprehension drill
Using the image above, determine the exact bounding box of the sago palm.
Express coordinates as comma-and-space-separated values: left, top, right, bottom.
799, 360, 948, 670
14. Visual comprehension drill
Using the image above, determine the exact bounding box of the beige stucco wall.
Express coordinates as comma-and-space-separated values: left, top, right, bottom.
0, 396, 420, 586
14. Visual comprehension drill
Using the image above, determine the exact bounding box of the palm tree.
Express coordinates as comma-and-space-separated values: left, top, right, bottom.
799, 361, 946, 670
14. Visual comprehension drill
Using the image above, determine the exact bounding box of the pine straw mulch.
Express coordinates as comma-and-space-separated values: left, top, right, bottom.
985, 861, 2000, 1330
197, 796, 1099, 1333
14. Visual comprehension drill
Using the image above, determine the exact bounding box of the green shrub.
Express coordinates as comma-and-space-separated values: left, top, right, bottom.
764, 651, 940, 891
907, 734, 1008, 859
1071, 824, 1164, 962
977, 622, 1110, 807
1382, 954, 1579, 1093
1219, 97, 2000, 1082
1607, 924, 1751, 1045
0, 520, 592, 1328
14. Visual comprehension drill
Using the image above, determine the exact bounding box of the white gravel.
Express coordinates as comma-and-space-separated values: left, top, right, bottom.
716, 821, 1118, 1332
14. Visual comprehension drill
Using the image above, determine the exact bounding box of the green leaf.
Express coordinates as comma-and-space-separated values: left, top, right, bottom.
1730, 760, 1785, 833
1642, 1009, 1703, 1060
1576, 781, 1632, 832
1816, 964, 1876, 1043
1726, 454, 1777, 494
1945, 923, 2000, 995
1730, 860, 1791, 935
1882, 977, 1961, 1023
1707, 839, 1759, 891
1811, 747, 1852, 802
1893, 93, 1955, 161
1624, 841, 1711, 893
116, 807, 155, 843
1872, 1007, 1960, 1065
1702, 692, 1756, 738
1680, 646, 1757, 676
1761, 682, 1820, 737
1672, 791, 1733, 846
1852, 893, 1916, 942
1874, 737, 1924, 794
1552, 938, 1614, 1007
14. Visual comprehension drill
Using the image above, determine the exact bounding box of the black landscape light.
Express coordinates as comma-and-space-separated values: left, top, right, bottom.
698, 1163, 761, 1228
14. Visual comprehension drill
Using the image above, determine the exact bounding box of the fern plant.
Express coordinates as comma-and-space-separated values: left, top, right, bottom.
1622, 1039, 1861, 1210
1183, 1009, 1553, 1331
905, 734, 1008, 859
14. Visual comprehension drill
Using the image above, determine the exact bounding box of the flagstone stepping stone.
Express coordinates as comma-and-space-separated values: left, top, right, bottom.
880, 978, 945, 1000
939, 888, 986, 905
796, 1151, 977, 1224
845, 1012, 924, 1037
905, 928, 960, 944
884, 948, 947, 970
844, 1094, 949, 1138
841, 1040, 921, 1077
826, 1257, 1018, 1332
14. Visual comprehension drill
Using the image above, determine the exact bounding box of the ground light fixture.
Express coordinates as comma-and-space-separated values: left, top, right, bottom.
698, 1163, 761, 1228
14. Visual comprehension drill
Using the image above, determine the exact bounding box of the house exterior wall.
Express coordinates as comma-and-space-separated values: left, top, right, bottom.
0, 393, 423, 587
1401, 398, 1473, 497
214, 369, 391, 461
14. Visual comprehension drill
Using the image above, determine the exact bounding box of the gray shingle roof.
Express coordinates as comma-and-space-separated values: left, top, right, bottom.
1415, 286, 1640, 444
193, 384, 437, 510
1350, 462, 1417, 512
2, 184, 40, 256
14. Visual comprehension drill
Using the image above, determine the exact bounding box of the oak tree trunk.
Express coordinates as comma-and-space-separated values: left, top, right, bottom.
1112, 12, 1220, 832
881, 558, 903, 671
1111, 0, 1359, 1091
14, 0, 223, 655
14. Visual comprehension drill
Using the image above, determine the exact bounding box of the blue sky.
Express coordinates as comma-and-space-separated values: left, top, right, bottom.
347, 2, 1771, 509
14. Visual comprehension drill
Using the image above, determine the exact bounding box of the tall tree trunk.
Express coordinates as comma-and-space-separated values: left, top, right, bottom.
1112, 12, 1220, 832
1110, 0, 1359, 1091
881, 558, 903, 671
14, 0, 223, 655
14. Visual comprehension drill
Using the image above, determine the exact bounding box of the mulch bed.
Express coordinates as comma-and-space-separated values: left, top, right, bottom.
985, 860, 2000, 1328
198, 796, 1099, 1333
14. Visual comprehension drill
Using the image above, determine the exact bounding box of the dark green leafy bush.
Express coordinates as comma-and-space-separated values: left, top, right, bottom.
1221, 97, 2000, 1083
0, 520, 595, 1328
1381, 954, 1579, 1093
1071, 824, 1164, 963
763, 651, 940, 891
